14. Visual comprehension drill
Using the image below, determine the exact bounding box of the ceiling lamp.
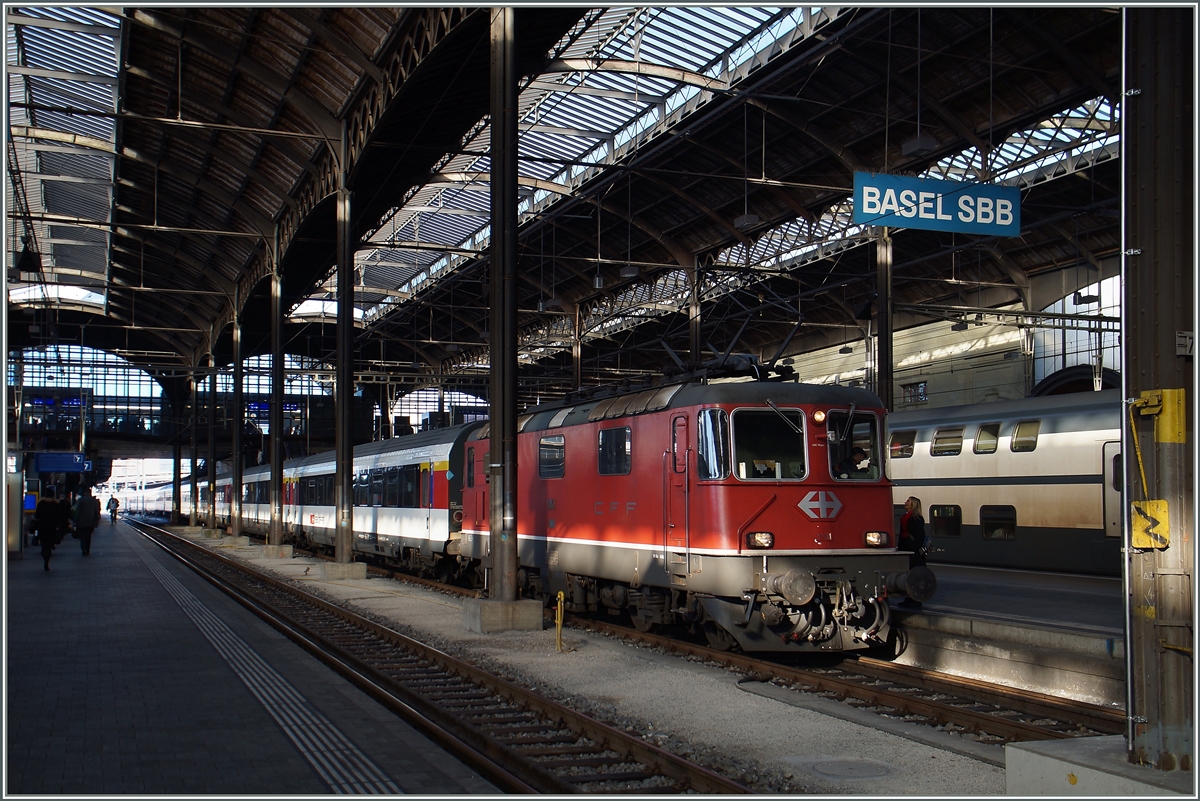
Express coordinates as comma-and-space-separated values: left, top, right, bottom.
838, 345, 853, 354
901, 133, 938, 157
950, 319, 969, 332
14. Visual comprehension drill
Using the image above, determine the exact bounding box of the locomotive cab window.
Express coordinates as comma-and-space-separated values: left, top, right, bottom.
598, 427, 631, 475
889, 430, 916, 459
1011, 420, 1041, 452
827, 411, 879, 480
697, 409, 730, 480
973, 423, 1000, 454
539, 435, 565, 478
733, 408, 805, 480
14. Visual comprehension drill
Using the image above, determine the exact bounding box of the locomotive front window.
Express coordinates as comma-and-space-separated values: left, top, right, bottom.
598, 427, 631, 475
827, 411, 880, 480
697, 409, 730, 480
733, 409, 805, 480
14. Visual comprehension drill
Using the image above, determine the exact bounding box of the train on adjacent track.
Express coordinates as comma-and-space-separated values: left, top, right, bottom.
886, 388, 1123, 577
129, 368, 936, 654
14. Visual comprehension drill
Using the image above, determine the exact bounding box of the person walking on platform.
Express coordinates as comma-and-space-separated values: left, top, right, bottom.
73, 486, 101, 556
897, 496, 928, 608
33, 489, 66, 571
106, 495, 119, 524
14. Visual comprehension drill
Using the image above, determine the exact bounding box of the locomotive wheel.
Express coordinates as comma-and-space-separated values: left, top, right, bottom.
629, 611, 655, 633
703, 621, 737, 652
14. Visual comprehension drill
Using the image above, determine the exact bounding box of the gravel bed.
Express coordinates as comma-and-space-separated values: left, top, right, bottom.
201, 539, 1007, 795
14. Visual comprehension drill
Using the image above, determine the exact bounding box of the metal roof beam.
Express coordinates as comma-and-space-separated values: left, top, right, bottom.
526, 79, 668, 104
541, 58, 730, 92
5, 12, 120, 37
5, 65, 118, 85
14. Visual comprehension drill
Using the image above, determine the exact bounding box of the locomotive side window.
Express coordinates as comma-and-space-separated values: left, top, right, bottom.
980, 505, 1017, 539
539, 435, 565, 478
672, 416, 688, 473
973, 423, 1000, 454
697, 409, 730, 480
1011, 420, 1041, 452
466, 447, 475, 487
828, 411, 879, 480
930, 505, 962, 537
598, 427, 631, 475
889, 430, 916, 458
733, 408, 805, 480
930, 427, 964, 456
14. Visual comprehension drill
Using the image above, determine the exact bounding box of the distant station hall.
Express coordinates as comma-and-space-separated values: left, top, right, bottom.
6, 6, 1194, 797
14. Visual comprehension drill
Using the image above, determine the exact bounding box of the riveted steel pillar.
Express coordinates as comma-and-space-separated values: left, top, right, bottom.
172, 439, 181, 524
207, 352, 216, 529
689, 256, 701, 367
875, 228, 893, 410
189, 370, 197, 526
269, 238, 284, 546
231, 308, 243, 536
489, 5, 519, 602
1123, 5, 1194, 772
335, 136, 355, 564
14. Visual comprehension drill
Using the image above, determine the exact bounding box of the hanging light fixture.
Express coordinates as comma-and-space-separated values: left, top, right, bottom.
902, 10, 938, 157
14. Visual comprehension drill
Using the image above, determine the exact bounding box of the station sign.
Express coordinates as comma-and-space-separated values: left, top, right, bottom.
852, 171, 1021, 237
35, 452, 88, 473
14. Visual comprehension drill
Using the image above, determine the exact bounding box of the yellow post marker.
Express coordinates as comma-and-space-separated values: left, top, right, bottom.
555, 591, 565, 653
1132, 499, 1170, 549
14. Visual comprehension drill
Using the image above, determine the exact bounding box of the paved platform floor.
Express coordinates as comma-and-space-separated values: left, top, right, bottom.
5, 521, 497, 795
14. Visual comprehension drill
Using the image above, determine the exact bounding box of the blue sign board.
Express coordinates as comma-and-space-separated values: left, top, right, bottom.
852, 172, 1020, 237
35, 452, 87, 473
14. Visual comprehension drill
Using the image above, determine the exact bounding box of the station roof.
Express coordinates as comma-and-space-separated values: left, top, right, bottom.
7, 7, 1122, 406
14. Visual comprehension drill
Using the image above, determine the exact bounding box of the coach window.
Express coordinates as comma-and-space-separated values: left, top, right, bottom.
734, 408, 805, 480
931, 427, 964, 456
974, 423, 1000, 454
598, 427, 631, 475
539, 435, 565, 478
353, 471, 369, 506
1011, 420, 1041, 452
370, 470, 385, 507
697, 409, 730, 480
384, 467, 400, 507
889, 430, 916, 459
827, 410, 878, 480
400, 465, 420, 507
930, 505, 962, 537
980, 505, 1017, 539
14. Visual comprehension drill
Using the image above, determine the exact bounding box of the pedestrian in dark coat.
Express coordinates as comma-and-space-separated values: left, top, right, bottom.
73, 486, 101, 556
33, 489, 65, 571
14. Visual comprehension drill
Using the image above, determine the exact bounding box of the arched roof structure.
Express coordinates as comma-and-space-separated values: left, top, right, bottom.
8, 6, 1124, 409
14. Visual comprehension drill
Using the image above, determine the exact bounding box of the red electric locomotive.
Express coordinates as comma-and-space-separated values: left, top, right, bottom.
461, 371, 936, 653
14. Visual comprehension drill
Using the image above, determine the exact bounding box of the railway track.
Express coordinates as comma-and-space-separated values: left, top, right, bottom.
558, 616, 1126, 745
150, 523, 1124, 757
297, 541, 1125, 746
132, 522, 749, 794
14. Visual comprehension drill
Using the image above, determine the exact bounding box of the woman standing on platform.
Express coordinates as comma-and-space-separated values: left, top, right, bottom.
33, 489, 66, 571
897, 496, 928, 608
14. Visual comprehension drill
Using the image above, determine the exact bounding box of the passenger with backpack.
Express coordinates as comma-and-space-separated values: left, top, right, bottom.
106, 495, 119, 524
33, 489, 66, 571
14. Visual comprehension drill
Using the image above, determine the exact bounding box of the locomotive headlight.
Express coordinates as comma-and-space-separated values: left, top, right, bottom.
864, 531, 889, 547
812, 410, 827, 424
746, 531, 774, 549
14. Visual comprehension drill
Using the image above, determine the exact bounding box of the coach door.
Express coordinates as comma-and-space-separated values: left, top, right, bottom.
1102, 441, 1121, 537
666, 414, 690, 579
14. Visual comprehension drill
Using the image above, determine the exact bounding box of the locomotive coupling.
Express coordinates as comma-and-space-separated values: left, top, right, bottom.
760, 569, 817, 606
884, 566, 937, 602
